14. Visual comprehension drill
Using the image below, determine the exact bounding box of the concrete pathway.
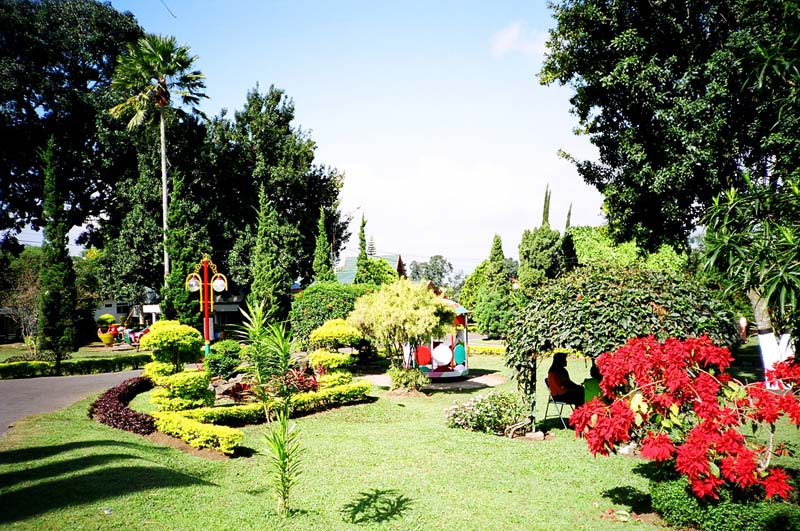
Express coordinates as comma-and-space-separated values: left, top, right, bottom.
0, 369, 143, 437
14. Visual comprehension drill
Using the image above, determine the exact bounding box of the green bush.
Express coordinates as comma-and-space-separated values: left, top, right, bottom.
151, 371, 213, 411
650, 477, 800, 531
308, 349, 354, 371
506, 265, 739, 393
179, 402, 270, 426
96, 313, 116, 326
469, 346, 505, 356
140, 321, 204, 371
204, 339, 242, 379
317, 370, 353, 389
445, 390, 528, 434
387, 367, 430, 391
0, 355, 151, 379
152, 411, 243, 454
309, 318, 361, 350
289, 282, 375, 348
142, 360, 178, 380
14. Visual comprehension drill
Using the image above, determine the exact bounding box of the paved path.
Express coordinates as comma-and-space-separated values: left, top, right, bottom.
0, 369, 143, 437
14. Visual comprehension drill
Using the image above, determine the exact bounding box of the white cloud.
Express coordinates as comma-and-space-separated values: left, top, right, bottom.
490, 21, 547, 61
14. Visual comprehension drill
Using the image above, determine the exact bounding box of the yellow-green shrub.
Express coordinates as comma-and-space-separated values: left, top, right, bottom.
150, 371, 213, 411
308, 349, 354, 371
179, 402, 274, 426
142, 361, 178, 379
140, 321, 204, 371
317, 370, 353, 389
152, 411, 242, 454
469, 346, 506, 356
309, 319, 361, 350
290, 380, 371, 415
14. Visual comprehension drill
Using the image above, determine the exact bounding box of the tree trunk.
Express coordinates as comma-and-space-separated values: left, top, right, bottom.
160, 111, 169, 285
748, 290, 795, 387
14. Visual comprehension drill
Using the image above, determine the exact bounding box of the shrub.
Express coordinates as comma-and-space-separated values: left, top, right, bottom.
0, 355, 151, 379
142, 360, 178, 380
151, 371, 214, 411
445, 390, 528, 435
308, 350, 354, 371
180, 402, 270, 426
96, 313, 116, 326
387, 367, 429, 391
152, 411, 243, 454
469, 346, 505, 356
309, 319, 361, 350
140, 321, 204, 371
204, 339, 242, 379
88, 376, 155, 435
650, 477, 800, 531
506, 265, 739, 392
290, 380, 372, 416
289, 282, 375, 348
317, 370, 353, 389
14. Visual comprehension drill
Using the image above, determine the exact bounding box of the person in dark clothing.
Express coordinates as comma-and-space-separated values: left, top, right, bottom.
547, 352, 584, 406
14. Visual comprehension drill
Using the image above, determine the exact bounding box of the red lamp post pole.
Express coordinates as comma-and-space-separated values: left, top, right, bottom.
203, 256, 210, 347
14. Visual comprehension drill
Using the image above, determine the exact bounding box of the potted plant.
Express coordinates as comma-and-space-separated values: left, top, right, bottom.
97, 314, 116, 347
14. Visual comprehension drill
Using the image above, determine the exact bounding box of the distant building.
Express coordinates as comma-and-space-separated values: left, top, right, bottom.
335, 254, 406, 284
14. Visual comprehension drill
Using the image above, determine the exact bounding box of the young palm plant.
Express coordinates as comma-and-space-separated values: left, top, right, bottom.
238, 301, 304, 516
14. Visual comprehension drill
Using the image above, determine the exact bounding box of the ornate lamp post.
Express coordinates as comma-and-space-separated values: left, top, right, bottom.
185, 253, 227, 354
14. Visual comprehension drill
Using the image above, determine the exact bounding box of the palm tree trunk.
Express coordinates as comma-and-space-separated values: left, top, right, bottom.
160, 110, 169, 285
748, 290, 795, 387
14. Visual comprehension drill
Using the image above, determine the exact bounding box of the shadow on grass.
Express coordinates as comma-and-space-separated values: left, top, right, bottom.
341, 488, 412, 524
602, 486, 653, 514
0, 439, 166, 465
0, 464, 215, 523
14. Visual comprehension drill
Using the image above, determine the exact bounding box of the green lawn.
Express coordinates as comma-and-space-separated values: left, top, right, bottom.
0, 355, 796, 531
0, 342, 147, 363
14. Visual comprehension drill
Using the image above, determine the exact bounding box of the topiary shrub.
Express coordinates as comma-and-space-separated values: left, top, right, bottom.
152, 411, 243, 455
387, 367, 429, 391
204, 339, 242, 379
151, 370, 214, 411
317, 370, 353, 389
289, 282, 375, 348
506, 265, 738, 393
309, 319, 362, 351
308, 349, 354, 372
142, 360, 178, 380
96, 313, 116, 326
140, 321, 204, 372
445, 390, 528, 435
650, 477, 800, 531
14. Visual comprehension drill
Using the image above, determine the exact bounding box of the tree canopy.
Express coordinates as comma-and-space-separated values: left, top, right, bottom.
540, 0, 800, 251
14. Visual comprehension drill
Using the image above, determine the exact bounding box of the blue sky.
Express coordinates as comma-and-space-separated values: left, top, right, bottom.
100, 0, 604, 275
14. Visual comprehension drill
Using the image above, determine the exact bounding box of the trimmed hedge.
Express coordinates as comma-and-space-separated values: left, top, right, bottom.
0, 354, 151, 379
308, 350, 354, 371
176, 380, 372, 426
151, 371, 214, 411
289, 282, 376, 347
318, 370, 353, 389
88, 376, 155, 435
469, 346, 505, 356
152, 411, 243, 455
309, 318, 362, 350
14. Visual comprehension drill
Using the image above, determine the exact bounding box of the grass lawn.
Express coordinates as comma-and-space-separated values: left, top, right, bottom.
0, 355, 796, 530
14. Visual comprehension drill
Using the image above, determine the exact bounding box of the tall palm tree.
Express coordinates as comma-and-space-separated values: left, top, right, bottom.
109, 34, 206, 284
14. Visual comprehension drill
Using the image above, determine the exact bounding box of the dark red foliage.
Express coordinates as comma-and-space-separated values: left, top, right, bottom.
88, 376, 155, 435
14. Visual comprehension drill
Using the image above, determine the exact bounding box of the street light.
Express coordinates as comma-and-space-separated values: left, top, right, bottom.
185, 253, 227, 354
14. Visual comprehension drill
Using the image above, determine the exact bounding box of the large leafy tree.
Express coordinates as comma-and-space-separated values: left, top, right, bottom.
37, 141, 77, 372
109, 33, 207, 283
0, 0, 141, 250
540, 0, 800, 251
409, 255, 454, 286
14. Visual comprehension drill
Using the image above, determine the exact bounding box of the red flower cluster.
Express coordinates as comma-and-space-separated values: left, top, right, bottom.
571, 336, 800, 500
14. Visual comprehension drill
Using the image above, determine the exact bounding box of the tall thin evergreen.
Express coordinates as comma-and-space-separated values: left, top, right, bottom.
565, 202, 572, 231
354, 215, 370, 284
37, 139, 77, 373
541, 184, 551, 228
249, 186, 292, 323
312, 208, 335, 283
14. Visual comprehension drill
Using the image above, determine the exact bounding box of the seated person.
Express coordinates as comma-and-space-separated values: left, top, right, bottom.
583, 359, 602, 403
547, 352, 584, 406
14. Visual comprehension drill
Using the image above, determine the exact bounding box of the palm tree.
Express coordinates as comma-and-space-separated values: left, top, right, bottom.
109, 34, 206, 284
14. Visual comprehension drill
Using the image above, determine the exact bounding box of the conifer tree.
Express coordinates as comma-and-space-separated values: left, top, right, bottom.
475, 235, 515, 339
541, 184, 551, 228
354, 215, 370, 284
518, 187, 561, 296
565, 203, 572, 231
312, 208, 335, 283
249, 186, 293, 323
161, 171, 207, 328
36, 139, 77, 373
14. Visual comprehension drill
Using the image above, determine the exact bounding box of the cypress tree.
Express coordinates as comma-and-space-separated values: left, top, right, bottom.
565, 203, 572, 231
541, 184, 551, 228
312, 208, 336, 283
475, 234, 515, 339
161, 171, 207, 328
354, 215, 370, 284
249, 186, 292, 323
37, 139, 77, 373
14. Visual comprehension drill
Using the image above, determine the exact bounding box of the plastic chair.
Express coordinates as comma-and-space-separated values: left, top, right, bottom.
543, 378, 575, 429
